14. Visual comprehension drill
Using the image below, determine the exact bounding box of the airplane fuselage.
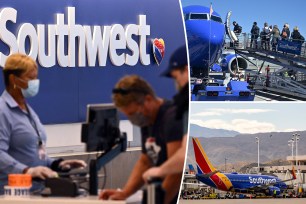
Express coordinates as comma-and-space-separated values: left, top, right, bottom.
196, 172, 287, 195
183, 5, 225, 77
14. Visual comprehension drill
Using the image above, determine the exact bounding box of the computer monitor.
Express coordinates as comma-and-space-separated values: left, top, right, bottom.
81, 103, 120, 152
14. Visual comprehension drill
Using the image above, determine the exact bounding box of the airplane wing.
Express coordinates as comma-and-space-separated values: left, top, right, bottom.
197, 170, 220, 178
184, 174, 196, 179
271, 166, 296, 184
182, 182, 207, 186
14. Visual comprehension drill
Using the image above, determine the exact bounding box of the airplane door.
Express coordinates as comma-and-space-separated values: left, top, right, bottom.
225, 11, 238, 42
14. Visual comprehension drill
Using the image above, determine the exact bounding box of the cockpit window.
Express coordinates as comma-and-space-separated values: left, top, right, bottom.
211, 15, 223, 23
186, 13, 222, 22
190, 13, 208, 20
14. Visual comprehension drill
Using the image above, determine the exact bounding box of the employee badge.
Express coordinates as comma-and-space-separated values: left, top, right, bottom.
38, 142, 46, 160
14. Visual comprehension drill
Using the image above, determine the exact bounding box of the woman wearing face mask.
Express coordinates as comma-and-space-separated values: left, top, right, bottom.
0, 53, 86, 194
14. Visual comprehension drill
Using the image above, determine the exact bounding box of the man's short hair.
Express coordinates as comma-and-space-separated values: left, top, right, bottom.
112, 75, 156, 107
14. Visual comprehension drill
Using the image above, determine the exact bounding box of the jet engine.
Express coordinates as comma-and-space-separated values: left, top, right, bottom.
220, 54, 248, 76
266, 186, 281, 196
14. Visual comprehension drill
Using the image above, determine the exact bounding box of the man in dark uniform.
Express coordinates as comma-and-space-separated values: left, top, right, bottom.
99, 75, 183, 204
142, 45, 189, 181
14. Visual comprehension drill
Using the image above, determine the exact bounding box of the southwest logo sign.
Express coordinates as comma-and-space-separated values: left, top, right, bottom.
0, 7, 163, 68
152, 38, 165, 66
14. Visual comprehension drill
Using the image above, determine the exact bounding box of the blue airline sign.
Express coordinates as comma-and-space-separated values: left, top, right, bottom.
0, 0, 186, 124
278, 39, 302, 55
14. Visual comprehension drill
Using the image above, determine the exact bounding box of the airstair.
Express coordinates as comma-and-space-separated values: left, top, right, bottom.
225, 32, 306, 100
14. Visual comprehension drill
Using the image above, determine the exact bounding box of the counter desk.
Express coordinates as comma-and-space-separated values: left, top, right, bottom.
0, 191, 142, 204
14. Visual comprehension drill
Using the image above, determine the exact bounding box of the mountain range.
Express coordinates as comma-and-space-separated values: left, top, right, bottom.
187, 125, 306, 171
189, 124, 240, 138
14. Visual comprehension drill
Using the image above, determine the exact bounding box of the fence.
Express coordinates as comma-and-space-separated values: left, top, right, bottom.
225, 33, 306, 58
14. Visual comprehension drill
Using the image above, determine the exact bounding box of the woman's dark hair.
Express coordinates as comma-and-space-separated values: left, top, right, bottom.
2, 69, 24, 87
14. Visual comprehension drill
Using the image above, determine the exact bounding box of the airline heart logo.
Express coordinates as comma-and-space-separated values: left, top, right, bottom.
152, 38, 165, 66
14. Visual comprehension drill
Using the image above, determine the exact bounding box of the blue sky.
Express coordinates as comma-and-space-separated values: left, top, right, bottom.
190, 102, 306, 134
182, 0, 306, 37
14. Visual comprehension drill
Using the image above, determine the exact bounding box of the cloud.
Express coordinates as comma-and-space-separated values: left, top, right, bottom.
190, 119, 276, 134
192, 108, 275, 117
281, 128, 299, 132
191, 112, 222, 117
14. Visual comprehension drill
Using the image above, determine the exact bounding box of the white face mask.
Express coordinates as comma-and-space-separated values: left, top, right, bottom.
21, 79, 40, 98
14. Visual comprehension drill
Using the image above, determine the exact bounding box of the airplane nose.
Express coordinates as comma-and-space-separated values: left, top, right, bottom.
187, 21, 225, 46
210, 28, 225, 45
185, 19, 226, 69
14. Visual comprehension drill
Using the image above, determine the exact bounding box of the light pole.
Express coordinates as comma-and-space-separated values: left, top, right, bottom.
288, 139, 294, 161
292, 133, 300, 168
255, 137, 259, 173
296, 134, 298, 167
224, 157, 228, 173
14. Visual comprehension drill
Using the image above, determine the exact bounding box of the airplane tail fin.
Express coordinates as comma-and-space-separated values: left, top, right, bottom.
192, 137, 217, 174
188, 164, 196, 174
292, 166, 297, 180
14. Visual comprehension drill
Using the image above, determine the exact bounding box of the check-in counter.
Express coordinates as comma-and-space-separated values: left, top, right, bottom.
0, 191, 142, 204
0, 197, 123, 204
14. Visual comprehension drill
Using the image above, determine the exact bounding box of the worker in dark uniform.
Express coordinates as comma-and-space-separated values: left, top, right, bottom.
142, 46, 188, 181
100, 75, 183, 204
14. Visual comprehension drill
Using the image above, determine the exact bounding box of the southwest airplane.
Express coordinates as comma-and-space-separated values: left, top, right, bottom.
183, 5, 248, 77
184, 5, 254, 101
191, 137, 296, 196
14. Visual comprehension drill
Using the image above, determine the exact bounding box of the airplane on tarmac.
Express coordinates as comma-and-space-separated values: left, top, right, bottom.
190, 137, 297, 196
183, 5, 255, 101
